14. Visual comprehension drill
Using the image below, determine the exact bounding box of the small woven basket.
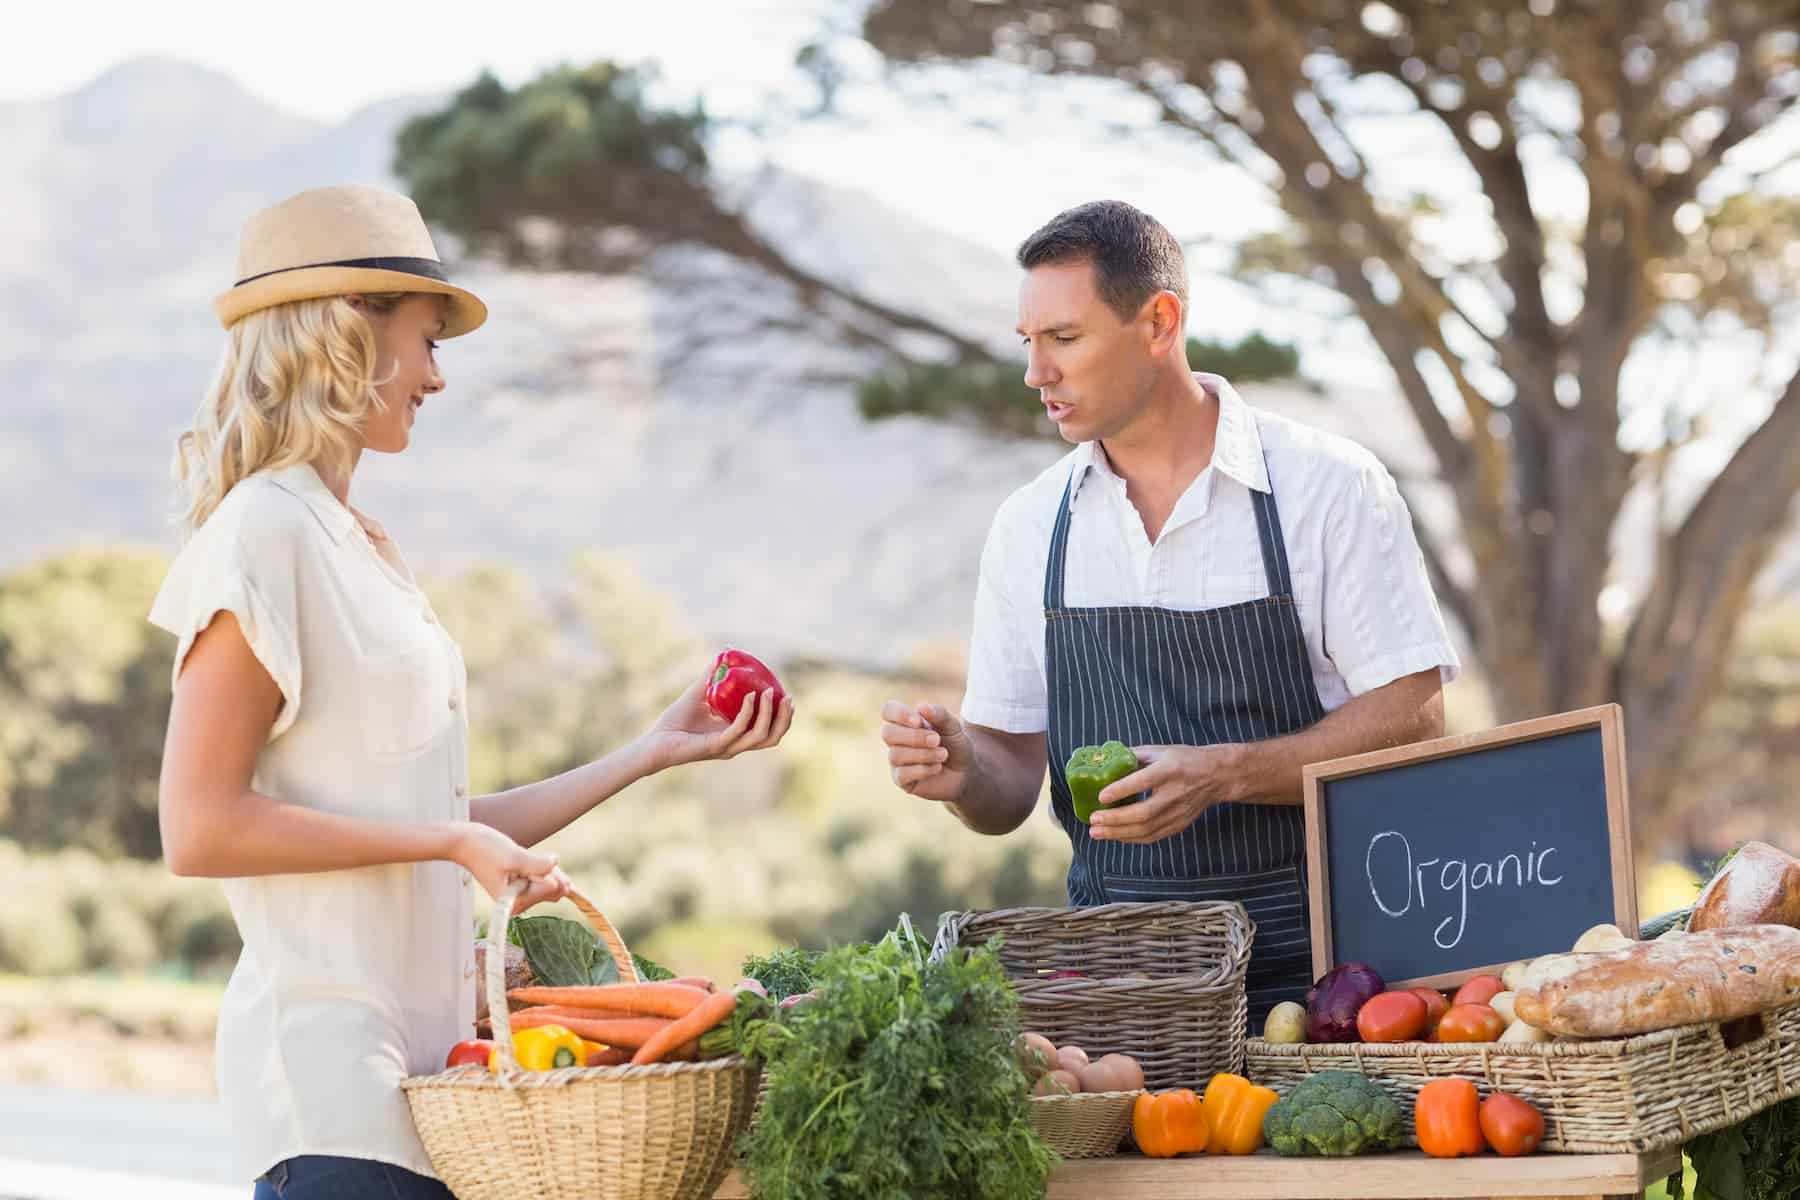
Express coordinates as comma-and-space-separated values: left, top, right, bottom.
1247, 1001, 1800, 1154
401, 882, 760, 1200
931, 901, 1253, 1091
1028, 1090, 1143, 1158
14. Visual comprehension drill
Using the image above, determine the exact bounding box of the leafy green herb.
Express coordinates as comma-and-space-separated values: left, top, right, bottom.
737, 916, 1055, 1199
1683, 1098, 1800, 1200
508, 915, 621, 987
741, 945, 825, 1001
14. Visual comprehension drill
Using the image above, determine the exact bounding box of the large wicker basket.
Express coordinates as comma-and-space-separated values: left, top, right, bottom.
402, 882, 760, 1200
1247, 999, 1800, 1154
931, 901, 1253, 1091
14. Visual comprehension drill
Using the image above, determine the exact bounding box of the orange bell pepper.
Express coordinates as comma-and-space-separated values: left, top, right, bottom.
1132, 1088, 1209, 1157
1201, 1072, 1281, 1155
1416, 1078, 1486, 1157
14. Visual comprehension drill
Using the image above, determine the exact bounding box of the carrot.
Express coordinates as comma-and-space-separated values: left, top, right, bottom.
586, 1046, 633, 1067
505, 1004, 642, 1023
671, 976, 715, 992
632, 990, 739, 1065
508, 1011, 672, 1049
506, 982, 709, 1019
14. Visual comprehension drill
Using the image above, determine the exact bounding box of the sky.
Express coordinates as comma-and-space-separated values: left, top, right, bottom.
7, 0, 1794, 410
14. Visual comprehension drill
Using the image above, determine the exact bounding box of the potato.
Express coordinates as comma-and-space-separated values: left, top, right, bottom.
1499, 1018, 1552, 1044
1262, 1000, 1307, 1044
1489, 990, 1517, 1024
1572, 923, 1632, 953
1501, 959, 1532, 992
1033, 1068, 1081, 1097
1077, 1053, 1145, 1094
1055, 1045, 1090, 1074
1013, 1032, 1057, 1077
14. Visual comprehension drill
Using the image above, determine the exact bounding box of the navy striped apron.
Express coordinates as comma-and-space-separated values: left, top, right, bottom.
1044, 458, 1327, 1027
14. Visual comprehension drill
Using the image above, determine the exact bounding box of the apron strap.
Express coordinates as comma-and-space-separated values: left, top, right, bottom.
1044, 471, 1077, 611
1251, 452, 1295, 598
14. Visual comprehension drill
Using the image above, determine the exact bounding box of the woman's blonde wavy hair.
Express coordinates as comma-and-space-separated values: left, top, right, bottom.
172, 292, 410, 535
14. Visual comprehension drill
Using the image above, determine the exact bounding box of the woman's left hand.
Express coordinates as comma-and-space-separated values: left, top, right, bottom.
639, 670, 794, 771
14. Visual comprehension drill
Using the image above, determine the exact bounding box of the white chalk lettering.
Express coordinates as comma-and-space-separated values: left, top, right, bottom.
1362, 831, 1564, 952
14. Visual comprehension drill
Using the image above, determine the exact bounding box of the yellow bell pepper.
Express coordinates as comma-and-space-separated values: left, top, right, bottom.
1132, 1088, 1210, 1157
499, 1024, 586, 1071
1202, 1072, 1281, 1155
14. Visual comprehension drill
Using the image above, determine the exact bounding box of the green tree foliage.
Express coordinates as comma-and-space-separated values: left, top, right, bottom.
0, 548, 174, 859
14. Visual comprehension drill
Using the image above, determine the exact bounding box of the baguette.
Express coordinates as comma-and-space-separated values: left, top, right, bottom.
1515, 924, 1800, 1037
1689, 841, 1800, 933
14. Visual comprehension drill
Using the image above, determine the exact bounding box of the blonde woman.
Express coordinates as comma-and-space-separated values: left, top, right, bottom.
151, 185, 794, 1200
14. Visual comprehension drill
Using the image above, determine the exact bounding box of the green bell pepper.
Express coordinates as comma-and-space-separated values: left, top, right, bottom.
1066, 741, 1141, 824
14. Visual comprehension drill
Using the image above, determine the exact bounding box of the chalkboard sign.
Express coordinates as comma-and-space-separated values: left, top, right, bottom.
1302, 705, 1636, 990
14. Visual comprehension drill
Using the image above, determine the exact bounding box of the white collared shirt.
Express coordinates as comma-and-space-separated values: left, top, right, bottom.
149, 462, 473, 1184
962, 374, 1460, 734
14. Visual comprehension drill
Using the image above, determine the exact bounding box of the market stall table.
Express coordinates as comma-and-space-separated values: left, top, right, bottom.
712, 1147, 1680, 1199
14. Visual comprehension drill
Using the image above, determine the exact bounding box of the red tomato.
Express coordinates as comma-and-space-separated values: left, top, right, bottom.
1452, 974, 1505, 1007
445, 1039, 495, 1069
1435, 1003, 1507, 1043
1480, 1092, 1546, 1157
1356, 991, 1429, 1042
1408, 987, 1451, 1032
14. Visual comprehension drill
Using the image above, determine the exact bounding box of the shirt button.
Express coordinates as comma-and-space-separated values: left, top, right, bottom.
454, 784, 468, 799
448, 696, 460, 712
423, 609, 437, 625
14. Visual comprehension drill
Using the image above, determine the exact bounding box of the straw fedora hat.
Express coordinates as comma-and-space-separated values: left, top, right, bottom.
215, 184, 488, 337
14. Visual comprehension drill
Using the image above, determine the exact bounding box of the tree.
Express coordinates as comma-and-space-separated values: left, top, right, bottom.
394, 64, 992, 367
0, 548, 174, 859
841, 0, 1800, 840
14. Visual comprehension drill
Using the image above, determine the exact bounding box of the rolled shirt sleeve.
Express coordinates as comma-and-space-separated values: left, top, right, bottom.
1319, 457, 1461, 696
960, 498, 1051, 734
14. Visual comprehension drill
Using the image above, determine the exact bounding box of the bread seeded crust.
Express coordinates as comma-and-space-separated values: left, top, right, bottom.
1515, 925, 1800, 1037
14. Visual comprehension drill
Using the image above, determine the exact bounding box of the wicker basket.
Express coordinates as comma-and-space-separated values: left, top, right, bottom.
402, 882, 760, 1200
1029, 1090, 1143, 1158
1246, 1000, 1800, 1154
931, 901, 1253, 1091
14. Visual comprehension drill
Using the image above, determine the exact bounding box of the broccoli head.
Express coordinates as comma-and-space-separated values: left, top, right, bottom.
1263, 1069, 1404, 1156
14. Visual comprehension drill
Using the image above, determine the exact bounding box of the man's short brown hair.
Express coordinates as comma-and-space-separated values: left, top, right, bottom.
1016, 200, 1189, 322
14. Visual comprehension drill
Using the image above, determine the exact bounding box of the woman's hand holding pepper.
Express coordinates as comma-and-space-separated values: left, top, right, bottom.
1088, 744, 1249, 844
640, 668, 794, 771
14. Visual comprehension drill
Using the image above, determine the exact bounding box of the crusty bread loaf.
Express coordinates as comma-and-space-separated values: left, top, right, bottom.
1689, 841, 1800, 932
1515, 924, 1800, 1037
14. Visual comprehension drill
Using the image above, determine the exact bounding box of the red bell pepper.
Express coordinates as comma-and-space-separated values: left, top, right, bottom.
705, 648, 785, 723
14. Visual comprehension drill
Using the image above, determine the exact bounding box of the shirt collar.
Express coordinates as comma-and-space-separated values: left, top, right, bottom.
262, 461, 359, 543
1069, 372, 1270, 502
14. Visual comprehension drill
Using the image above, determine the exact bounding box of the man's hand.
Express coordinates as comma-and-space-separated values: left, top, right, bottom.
880, 700, 973, 804
1088, 744, 1247, 844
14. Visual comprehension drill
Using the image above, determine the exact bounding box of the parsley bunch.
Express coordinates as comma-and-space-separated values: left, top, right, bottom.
737, 917, 1055, 1199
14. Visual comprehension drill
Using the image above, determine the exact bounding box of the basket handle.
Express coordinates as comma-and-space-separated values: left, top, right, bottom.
483, 878, 639, 1072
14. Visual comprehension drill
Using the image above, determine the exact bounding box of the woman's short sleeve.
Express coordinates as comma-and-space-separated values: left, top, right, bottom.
149, 528, 304, 741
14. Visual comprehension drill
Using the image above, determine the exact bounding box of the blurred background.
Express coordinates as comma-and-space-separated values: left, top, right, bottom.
1, 0, 1796, 1192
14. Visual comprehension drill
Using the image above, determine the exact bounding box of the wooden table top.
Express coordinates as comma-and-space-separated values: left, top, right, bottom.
712, 1146, 1681, 1199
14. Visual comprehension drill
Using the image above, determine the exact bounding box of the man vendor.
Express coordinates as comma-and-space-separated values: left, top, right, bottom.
879, 200, 1459, 1025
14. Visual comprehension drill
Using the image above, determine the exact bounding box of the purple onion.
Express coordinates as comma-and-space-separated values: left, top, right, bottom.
1303, 962, 1385, 1043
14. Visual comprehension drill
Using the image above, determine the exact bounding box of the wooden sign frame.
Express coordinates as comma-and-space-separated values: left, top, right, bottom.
1302, 703, 1636, 991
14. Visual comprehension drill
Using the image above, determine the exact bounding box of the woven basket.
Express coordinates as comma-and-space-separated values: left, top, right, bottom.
1246, 999, 1800, 1154
1029, 1090, 1143, 1158
402, 882, 760, 1200
931, 901, 1253, 1091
